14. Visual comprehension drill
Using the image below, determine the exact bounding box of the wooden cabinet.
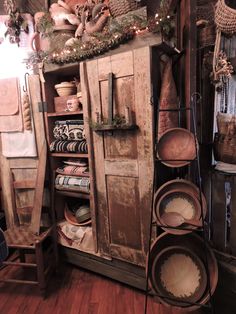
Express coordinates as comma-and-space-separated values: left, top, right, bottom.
81, 47, 154, 266
43, 37, 160, 289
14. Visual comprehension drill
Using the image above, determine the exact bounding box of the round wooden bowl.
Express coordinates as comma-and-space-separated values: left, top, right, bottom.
157, 128, 197, 167
64, 205, 91, 226
156, 189, 202, 235
147, 232, 218, 311
153, 179, 207, 225
151, 245, 207, 307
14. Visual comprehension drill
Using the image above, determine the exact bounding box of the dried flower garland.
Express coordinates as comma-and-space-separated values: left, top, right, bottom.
211, 51, 234, 86
4, 0, 28, 45
25, 0, 176, 66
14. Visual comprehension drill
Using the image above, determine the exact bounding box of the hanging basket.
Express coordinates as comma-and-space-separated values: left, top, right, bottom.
216, 112, 236, 135
108, 0, 143, 17
215, 0, 236, 35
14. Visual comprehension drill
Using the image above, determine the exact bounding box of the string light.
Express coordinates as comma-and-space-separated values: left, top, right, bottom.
26, 0, 175, 66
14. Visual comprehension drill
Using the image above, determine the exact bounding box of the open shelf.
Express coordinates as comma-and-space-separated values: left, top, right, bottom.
55, 190, 90, 199
51, 153, 89, 158
47, 110, 83, 117
93, 124, 138, 133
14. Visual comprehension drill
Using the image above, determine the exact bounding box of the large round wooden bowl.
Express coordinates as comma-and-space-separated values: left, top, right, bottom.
157, 128, 197, 167
151, 245, 207, 307
147, 232, 218, 311
156, 189, 202, 235
153, 179, 207, 226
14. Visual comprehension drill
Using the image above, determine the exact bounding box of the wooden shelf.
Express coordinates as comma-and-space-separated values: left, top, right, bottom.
93, 124, 138, 133
47, 110, 83, 117
55, 172, 90, 178
55, 190, 90, 199
44, 62, 80, 75
51, 153, 89, 158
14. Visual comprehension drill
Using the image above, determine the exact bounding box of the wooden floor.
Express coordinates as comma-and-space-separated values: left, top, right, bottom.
0, 261, 209, 314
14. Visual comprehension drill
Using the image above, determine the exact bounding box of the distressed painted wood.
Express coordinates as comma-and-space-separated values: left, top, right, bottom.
0, 75, 47, 233
229, 176, 236, 255
210, 170, 236, 257
211, 171, 227, 252
82, 59, 111, 258
0, 156, 18, 227
84, 46, 154, 266
80, 61, 98, 253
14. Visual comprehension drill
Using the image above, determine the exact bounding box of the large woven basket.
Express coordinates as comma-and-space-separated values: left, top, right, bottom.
109, 0, 143, 17
214, 133, 236, 164
216, 112, 236, 135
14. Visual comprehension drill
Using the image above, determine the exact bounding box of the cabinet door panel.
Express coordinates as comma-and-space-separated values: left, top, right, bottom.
107, 175, 141, 249
82, 46, 154, 266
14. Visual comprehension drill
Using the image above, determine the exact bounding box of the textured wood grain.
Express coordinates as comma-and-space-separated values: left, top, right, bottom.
81, 61, 101, 253
211, 171, 227, 251
85, 46, 154, 266
229, 176, 236, 255
0, 261, 205, 314
83, 59, 111, 257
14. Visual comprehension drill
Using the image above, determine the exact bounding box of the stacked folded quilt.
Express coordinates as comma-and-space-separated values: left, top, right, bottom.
50, 120, 88, 154
55, 174, 90, 193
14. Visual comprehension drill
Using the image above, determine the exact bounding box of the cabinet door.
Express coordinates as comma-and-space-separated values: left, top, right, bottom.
81, 46, 154, 266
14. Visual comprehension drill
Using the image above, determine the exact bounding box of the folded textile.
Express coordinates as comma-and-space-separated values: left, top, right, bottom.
56, 165, 89, 176
55, 174, 90, 193
63, 158, 88, 166
0, 77, 20, 116
53, 120, 86, 141
50, 139, 88, 153
1, 130, 37, 157
57, 221, 95, 253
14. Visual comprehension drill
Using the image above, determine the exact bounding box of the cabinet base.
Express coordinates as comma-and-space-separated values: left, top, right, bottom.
59, 246, 147, 290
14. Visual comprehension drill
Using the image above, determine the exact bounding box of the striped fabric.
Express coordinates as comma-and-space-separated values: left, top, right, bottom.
56, 165, 89, 176
50, 139, 88, 153
55, 175, 90, 193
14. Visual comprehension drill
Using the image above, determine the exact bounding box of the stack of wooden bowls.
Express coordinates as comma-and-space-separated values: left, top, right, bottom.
153, 179, 207, 235
147, 232, 218, 310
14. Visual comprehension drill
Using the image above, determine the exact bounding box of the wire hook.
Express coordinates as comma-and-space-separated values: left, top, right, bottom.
191, 92, 202, 105
23, 72, 30, 92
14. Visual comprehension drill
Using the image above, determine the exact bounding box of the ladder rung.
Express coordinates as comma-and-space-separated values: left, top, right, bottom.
0, 278, 38, 285
2, 261, 37, 267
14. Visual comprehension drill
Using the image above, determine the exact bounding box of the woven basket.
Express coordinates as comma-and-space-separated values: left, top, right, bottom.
217, 112, 236, 135
109, 0, 142, 17
213, 133, 236, 164
215, 0, 236, 34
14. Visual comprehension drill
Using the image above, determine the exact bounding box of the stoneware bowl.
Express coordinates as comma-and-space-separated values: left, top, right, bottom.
157, 128, 197, 167
147, 232, 218, 311
155, 188, 202, 235
55, 81, 77, 97
151, 245, 207, 307
64, 204, 91, 226
75, 205, 91, 223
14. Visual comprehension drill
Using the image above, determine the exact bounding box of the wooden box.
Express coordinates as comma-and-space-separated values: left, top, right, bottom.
54, 94, 78, 112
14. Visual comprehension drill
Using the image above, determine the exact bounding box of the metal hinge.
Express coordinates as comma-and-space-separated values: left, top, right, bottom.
38, 102, 47, 112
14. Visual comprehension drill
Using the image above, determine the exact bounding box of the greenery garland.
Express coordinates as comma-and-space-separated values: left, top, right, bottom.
4, 0, 28, 45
